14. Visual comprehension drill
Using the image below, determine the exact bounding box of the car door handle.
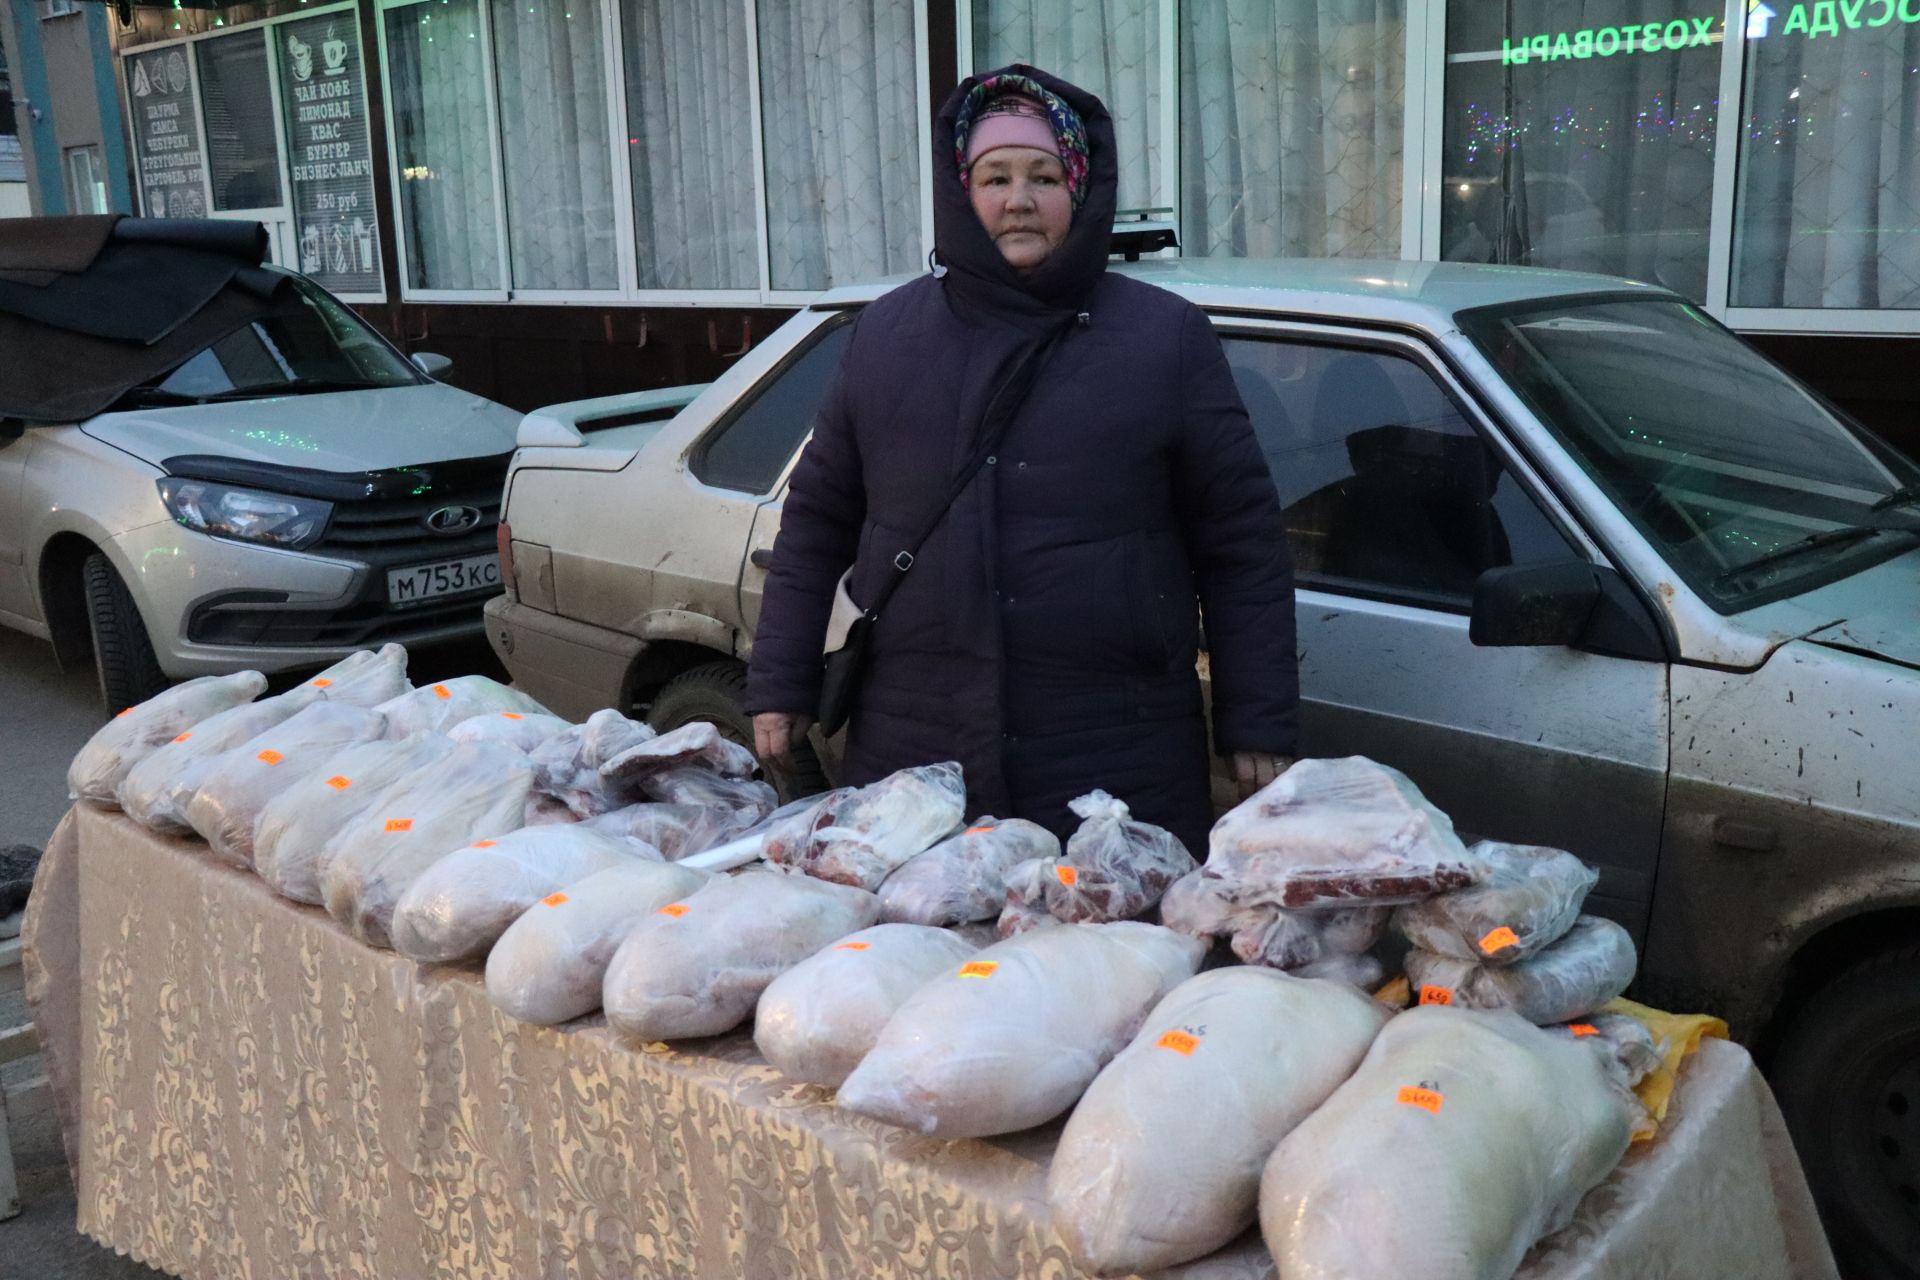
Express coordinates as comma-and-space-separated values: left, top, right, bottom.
749, 548, 774, 571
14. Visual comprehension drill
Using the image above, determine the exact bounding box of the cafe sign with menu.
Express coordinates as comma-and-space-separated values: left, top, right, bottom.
276, 11, 381, 296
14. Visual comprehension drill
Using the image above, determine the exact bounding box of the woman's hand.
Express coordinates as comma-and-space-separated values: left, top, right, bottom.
753, 711, 815, 766
1230, 751, 1294, 801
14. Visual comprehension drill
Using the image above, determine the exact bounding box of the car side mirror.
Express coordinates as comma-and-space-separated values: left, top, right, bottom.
1470, 562, 1666, 661
411, 351, 453, 379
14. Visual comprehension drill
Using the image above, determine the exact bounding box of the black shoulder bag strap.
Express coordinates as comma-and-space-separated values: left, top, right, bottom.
817, 314, 1078, 734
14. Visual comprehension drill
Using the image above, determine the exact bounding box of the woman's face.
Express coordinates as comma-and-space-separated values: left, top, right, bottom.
968, 148, 1072, 271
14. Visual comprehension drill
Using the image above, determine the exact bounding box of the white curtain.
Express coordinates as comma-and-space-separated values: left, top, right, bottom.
622, 0, 757, 289
757, 0, 922, 291
489, 0, 619, 290
972, 0, 1162, 213
1181, 0, 1403, 259
384, 0, 501, 290
1734, 21, 1920, 309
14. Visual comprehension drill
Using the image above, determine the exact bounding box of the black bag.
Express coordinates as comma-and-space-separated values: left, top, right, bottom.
817, 319, 1076, 736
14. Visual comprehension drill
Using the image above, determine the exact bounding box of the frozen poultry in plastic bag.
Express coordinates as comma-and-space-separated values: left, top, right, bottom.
186, 702, 388, 868
584, 801, 763, 860
68, 672, 268, 807
448, 710, 573, 752
294, 644, 411, 708
636, 766, 777, 820
1396, 841, 1599, 966
376, 675, 550, 738
117, 684, 325, 832
995, 791, 1193, 935
1405, 915, 1636, 1025
527, 708, 658, 817
767, 762, 965, 890
877, 817, 1060, 926
598, 721, 758, 793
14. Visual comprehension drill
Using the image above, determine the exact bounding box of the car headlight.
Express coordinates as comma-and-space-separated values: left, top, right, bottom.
156, 478, 333, 550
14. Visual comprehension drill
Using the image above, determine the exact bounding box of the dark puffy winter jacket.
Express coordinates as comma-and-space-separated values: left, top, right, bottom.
746, 64, 1296, 857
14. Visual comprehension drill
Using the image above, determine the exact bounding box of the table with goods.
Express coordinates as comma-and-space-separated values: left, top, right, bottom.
21, 644, 1840, 1279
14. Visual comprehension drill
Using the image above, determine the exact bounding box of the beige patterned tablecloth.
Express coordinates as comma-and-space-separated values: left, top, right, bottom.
24, 806, 1838, 1280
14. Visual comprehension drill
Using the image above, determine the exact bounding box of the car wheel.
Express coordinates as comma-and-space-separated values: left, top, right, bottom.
1771, 944, 1920, 1280
645, 659, 832, 804
83, 552, 170, 714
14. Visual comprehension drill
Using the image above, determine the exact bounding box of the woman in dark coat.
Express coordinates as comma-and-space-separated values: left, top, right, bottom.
745, 64, 1297, 858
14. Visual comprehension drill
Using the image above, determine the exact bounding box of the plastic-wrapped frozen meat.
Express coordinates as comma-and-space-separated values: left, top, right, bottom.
254, 733, 456, 903
376, 675, 550, 739
1396, 841, 1599, 966
994, 863, 1058, 937
1292, 952, 1387, 990
1205, 757, 1477, 908
584, 801, 762, 860
391, 823, 662, 962
486, 860, 708, 1025
994, 791, 1194, 936
186, 702, 388, 868
1158, 869, 1263, 941
1551, 1012, 1662, 1092
877, 818, 1059, 926
68, 672, 268, 807
1259, 1006, 1633, 1280
1229, 905, 1388, 969
294, 644, 411, 708
766, 762, 964, 890
319, 740, 534, 948
754, 923, 979, 1087
635, 767, 778, 821
598, 721, 757, 794
1049, 968, 1390, 1274
528, 709, 658, 817
837, 922, 1206, 1138
602, 869, 880, 1040
447, 710, 573, 753
1405, 916, 1637, 1025
116, 685, 324, 832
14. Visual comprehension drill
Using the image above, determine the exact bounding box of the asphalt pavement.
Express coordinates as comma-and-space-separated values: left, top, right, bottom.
0, 625, 504, 1277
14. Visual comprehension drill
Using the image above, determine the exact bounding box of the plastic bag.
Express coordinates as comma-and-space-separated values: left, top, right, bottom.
995, 791, 1194, 936
319, 740, 534, 948
877, 817, 1060, 926
1259, 1006, 1633, 1280
602, 869, 880, 1041
1206, 757, 1477, 908
636, 767, 779, 822
391, 823, 662, 963
585, 802, 765, 861
1158, 869, 1264, 940
754, 923, 980, 1088
758, 792, 845, 864
1405, 915, 1637, 1025
68, 672, 268, 807
186, 702, 388, 868
528, 709, 659, 817
598, 721, 757, 792
254, 733, 456, 904
447, 710, 573, 753
117, 685, 324, 832
837, 922, 1206, 1138
376, 675, 550, 738
1553, 1012, 1662, 1093
1049, 968, 1390, 1274
1396, 841, 1598, 966
768, 762, 965, 890
1229, 905, 1389, 970
486, 860, 708, 1025
296, 644, 411, 709
1292, 952, 1387, 989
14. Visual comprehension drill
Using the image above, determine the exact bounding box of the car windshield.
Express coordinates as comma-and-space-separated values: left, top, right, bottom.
1458, 297, 1920, 612
138, 277, 421, 402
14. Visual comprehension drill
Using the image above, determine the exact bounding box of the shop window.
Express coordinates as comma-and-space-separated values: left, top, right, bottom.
66, 146, 109, 214
276, 11, 382, 295
1181, 0, 1405, 258
385, 0, 503, 291
196, 30, 283, 211
125, 45, 209, 219
1220, 335, 1578, 607
693, 317, 854, 494
1441, 2, 1721, 301
758, 0, 923, 291
620, 0, 758, 289
1732, 12, 1920, 309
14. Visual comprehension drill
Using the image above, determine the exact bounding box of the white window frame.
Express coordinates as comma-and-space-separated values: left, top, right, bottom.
65, 145, 108, 213
38, 0, 81, 19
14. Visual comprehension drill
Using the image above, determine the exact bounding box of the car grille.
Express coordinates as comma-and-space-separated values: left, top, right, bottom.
312, 471, 505, 566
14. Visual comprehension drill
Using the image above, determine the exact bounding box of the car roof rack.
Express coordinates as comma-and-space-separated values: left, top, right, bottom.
1110, 208, 1179, 261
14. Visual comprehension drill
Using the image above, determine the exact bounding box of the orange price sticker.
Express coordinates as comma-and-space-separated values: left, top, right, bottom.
172, 732, 193, 744
256, 749, 285, 766
657, 903, 689, 918
501, 712, 523, 720
432, 684, 452, 699
471, 839, 497, 849
310, 677, 333, 689
325, 776, 352, 791
1479, 925, 1521, 955
835, 941, 872, 952
384, 818, 413, 833
1055, 865, 1078, 887
1155, 1030, 1200, 1056
1569, 1023, 1600, 1038
1396, 1086, 1444, 1114
963, 825, 995, 836
541, 892, 569, 908
958, 960, 999, 979
1418, 985, 1455, 1007
117, 707, 134, 718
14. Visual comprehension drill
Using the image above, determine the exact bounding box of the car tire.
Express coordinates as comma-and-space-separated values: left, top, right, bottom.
83, 552, 171, 715
1770, 944, 1920, 1280
645, 659, 832, 804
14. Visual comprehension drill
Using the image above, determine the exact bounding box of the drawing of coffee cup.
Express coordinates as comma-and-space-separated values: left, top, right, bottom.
322, 28, 348, 75
288, 35, 313, 82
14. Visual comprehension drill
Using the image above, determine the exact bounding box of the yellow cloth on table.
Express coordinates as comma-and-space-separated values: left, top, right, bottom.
1600, 996, 1730, 1140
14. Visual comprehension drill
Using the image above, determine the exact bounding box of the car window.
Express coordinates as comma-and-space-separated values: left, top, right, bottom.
154, 278, 420, 397
691, 316, 854, 494
1221, 335, 1580, 609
